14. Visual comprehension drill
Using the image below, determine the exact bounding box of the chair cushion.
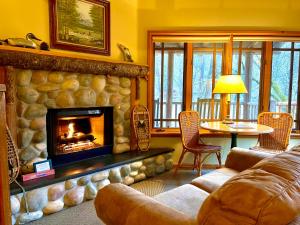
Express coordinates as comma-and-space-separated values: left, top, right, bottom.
197, 151, 300, 225
154, 184, 209, 219
191, 168, 238, 193
186, 144, 221, 153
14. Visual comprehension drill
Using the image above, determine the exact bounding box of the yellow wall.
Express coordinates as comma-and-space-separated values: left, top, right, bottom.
0, 0, 139, 62
137, 0, 300, 163
137, 0, 300, 63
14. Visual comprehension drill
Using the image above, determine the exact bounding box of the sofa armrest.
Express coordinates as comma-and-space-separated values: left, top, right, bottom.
225, 147, 273, 172
94, 183, 194, 225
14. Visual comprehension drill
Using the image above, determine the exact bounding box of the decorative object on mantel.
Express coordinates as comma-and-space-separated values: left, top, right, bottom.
49, 0, 110, 55
0, 33, 49, 50
118, 43, 133, 62
132, 105, 150, 151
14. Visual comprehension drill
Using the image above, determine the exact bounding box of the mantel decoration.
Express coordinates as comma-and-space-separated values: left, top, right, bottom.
0, 33, 49, 50
49, 0, 110, 55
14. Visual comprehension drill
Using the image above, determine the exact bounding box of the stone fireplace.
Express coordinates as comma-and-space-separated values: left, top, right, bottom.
47, 107, 114, 167
7, 68, 132, 173
0, 47, 174, 225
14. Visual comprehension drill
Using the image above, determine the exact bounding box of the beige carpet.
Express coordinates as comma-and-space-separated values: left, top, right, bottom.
27, 170, 202, 225
130, 179, 166, 197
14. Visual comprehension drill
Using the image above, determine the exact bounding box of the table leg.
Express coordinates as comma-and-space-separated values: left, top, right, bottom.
231, 133, 237, 148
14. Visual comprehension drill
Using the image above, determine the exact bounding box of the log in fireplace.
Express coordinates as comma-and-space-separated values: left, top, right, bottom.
46, 107, 114, 167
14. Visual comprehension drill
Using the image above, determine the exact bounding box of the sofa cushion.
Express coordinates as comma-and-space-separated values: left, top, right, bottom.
95, 183, 194, 225
154, 184, 209, 219
197, 151, 300, 225
226, 147, 273, 172
288, 216, 300, 225
191, 168, 238, 193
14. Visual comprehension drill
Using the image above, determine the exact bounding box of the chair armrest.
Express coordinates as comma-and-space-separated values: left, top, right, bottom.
225, 147, 273, 172
94, 183, 194, 225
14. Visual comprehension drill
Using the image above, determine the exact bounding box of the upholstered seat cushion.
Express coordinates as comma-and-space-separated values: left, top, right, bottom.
226, 147, 273, 172
95, 183, 194, 225
154, 184, 209, 219
288, 216, 300, 225
185, 144, 221, 153
197, 151, 300, 225
249, 145, 285, 154
191, 168, 238, 193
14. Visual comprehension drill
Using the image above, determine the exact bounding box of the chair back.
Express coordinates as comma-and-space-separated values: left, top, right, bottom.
196, 98, 220, 121
179, 111, 203, 149
258, 112, 293, 150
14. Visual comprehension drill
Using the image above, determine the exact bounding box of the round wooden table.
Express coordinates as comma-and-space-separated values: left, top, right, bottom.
200, 121, 274, 148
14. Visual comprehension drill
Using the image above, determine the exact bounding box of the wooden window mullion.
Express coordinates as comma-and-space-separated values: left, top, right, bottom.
183, 43, 193, 111
220, 39, 233, 120
260, 42, 273, 112
296, 49, 300, 130
159, 43, 165, 128
211, 44, 217, 119
236, 42, 243, 120
288, 43, 294, 114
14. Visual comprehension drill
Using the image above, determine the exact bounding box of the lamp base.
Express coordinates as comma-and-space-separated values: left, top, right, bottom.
222, 115, 234, 124
222, 119, 234, 124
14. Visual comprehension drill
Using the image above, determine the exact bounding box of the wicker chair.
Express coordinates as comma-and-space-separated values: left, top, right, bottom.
250, 112, 293, 153
175, 111, 222, 175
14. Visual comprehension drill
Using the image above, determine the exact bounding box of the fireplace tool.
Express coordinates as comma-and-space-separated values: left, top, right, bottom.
6, 126, 30, 214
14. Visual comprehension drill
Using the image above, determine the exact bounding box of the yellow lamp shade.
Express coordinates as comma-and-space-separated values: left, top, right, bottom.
213, 75, 248, 94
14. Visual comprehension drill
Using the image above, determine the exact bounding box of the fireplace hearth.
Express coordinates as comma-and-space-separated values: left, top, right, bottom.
47, 107, 114, 167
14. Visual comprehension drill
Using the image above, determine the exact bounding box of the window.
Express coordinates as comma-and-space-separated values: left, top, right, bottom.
192, 43, 223, 121
231, 41, 263, 121
271, 42, 300, 128
153, 43, 184, 128
148, 31, 300, 134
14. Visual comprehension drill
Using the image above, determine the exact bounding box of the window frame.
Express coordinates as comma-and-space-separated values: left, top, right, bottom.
147, 30, 300, 136
153, 42, 185, 129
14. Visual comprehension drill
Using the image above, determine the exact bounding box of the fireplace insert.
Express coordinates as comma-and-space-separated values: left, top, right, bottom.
46, 107, 113, 167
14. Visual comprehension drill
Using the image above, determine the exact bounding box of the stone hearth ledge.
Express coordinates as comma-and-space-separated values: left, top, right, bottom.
10, 150, 174, 225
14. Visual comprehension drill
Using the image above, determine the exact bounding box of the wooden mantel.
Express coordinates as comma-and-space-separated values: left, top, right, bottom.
0, 46, 149, 78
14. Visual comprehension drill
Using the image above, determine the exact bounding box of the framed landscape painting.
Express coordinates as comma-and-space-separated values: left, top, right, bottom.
49, 0, 110, 55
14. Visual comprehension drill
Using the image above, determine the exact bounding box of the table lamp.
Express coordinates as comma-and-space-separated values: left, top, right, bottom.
213, 75, 248, 124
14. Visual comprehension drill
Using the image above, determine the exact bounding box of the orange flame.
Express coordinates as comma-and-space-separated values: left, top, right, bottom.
67, 122, 75, 138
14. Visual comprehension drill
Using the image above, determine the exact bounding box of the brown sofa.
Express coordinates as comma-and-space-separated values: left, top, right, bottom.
94, 148, 300, 225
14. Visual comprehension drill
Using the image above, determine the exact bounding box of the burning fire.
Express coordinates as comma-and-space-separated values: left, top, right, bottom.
67, 122, 75, 138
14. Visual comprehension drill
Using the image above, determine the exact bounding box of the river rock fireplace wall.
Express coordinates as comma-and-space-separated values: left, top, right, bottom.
6, 67, 134, 174
47, 107, 114, 167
